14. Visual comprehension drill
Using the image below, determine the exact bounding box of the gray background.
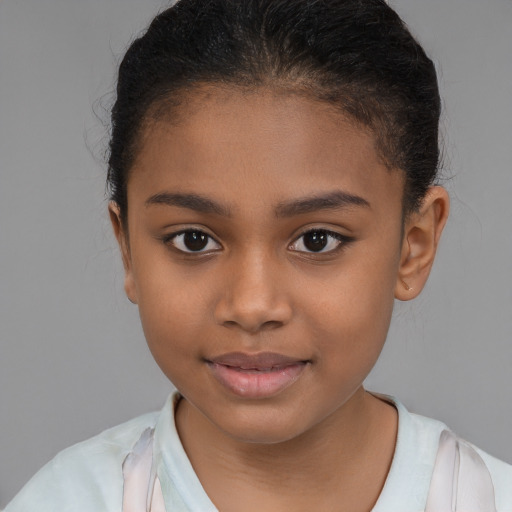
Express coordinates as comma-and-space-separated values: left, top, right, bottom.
1, 0, 511, 507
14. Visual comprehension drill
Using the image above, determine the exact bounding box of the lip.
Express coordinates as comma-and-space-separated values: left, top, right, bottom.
206, 352, 309, 399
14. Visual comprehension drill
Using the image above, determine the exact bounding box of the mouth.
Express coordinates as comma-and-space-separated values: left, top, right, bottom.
205, 352, 310, 399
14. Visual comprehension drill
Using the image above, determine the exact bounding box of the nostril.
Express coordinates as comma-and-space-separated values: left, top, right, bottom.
260, 320, 283, 331
221, 319, 283, 333
213, 273, 293, 333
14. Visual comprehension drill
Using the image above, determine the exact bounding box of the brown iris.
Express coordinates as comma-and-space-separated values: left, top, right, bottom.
303, 231, 329, 252
183, 231, 209, 251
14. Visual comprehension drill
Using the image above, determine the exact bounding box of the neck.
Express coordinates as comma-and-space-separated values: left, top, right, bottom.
175, 388, 398, 512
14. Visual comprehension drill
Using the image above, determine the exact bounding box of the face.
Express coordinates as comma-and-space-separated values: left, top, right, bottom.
116, 87, 407, 444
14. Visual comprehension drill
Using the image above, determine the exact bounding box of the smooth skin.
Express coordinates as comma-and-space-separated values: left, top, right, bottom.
110, 86, 449, 511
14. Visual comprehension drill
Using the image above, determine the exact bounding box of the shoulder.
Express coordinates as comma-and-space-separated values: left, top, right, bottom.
5, 411, 159, 512
410, 410, 512, 510
373, 394, 512, 512
474, 444, 512, 510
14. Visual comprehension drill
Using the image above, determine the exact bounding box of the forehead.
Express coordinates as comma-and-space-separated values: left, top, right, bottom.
129, 86, 404, 215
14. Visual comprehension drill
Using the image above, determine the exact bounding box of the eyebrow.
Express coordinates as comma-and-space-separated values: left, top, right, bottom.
275, 191, 370, 217
145, 192, 232, 217
144, 190, 370, 217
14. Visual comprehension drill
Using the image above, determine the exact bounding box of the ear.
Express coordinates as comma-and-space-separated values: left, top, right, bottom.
108, 202, 138, 304
395, 186, 450, 301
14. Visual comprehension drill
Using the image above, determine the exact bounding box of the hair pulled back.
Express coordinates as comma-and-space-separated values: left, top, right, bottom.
108, 0, 441, 224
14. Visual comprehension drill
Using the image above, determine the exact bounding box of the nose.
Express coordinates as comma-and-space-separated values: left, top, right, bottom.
214, 250, 293, 334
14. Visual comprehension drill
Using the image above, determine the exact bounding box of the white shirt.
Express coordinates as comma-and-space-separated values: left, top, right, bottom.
5, 392, 512, 511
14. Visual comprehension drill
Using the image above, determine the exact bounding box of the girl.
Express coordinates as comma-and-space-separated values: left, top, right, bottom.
4, 0, 511, 510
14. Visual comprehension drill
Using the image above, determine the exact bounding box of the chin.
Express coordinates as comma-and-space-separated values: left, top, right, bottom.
212, 406, 314, 445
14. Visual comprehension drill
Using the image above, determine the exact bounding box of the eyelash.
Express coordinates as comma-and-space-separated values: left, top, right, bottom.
289, 229, 353, 254
162, 228, 353, 255
163, 229, 221, 254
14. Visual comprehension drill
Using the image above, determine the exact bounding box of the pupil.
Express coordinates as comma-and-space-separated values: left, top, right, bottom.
184, 232, 208, 251
304, 231, 328, 252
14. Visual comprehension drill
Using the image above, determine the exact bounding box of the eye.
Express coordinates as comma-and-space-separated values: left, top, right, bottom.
166, 230, 221, 253
289, 229, 351, 254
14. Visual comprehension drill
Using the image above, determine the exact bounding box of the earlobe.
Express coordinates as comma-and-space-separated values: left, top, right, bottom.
108, 202, 138, 305
395, 186, 450, 301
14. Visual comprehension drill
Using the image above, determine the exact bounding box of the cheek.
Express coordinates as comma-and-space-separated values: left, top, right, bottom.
133, 261, 214, 367
304, 249, 399, 366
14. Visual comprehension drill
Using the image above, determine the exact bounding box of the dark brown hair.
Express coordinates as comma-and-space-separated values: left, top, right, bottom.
108, 0, 441, 224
